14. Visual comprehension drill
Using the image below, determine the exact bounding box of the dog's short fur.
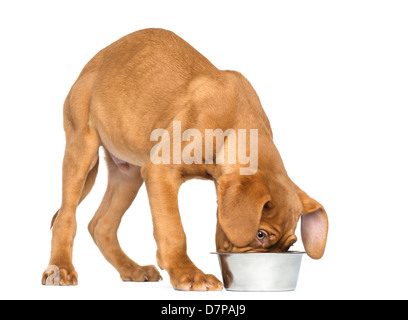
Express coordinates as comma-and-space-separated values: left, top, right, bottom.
42, 29, 328, 290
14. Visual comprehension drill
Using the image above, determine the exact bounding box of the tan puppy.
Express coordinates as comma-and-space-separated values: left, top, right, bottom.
42, 28, 328, 290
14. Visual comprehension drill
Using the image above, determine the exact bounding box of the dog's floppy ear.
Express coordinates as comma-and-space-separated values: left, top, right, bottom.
217, 173, 270, 247
297, 189, 328, 259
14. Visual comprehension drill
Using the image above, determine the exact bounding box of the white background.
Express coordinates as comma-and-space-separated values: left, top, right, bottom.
1, 0, 407, 300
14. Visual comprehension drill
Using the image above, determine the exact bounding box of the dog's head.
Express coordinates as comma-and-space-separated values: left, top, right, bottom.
215, 172, 328, 259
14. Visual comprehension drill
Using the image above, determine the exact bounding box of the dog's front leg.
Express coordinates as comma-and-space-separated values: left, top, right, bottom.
143, 163, 223, 291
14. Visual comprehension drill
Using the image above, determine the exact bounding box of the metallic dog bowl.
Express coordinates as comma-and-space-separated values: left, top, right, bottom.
213, 251, 308, 292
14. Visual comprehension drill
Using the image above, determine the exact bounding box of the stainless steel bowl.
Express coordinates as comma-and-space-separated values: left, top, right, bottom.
213, 251, 308, 292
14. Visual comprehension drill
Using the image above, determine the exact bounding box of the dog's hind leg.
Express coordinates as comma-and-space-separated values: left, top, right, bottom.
50, 157, 99, 229
42, 79, 100, 286
88, 150, 161, 282
42, 130, 100, 285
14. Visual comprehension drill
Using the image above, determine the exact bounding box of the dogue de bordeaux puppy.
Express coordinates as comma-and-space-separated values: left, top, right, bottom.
42, 28, 328, 290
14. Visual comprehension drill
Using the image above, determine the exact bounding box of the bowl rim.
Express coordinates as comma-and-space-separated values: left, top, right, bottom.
211, 251, 309, 255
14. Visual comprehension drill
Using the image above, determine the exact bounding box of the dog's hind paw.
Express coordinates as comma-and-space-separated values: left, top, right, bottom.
120, 264, 162, 282
42, 265, 60, 286
42, 265, 78, 286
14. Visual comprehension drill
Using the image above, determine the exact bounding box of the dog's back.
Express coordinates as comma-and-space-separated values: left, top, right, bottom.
65, 28, 266, 166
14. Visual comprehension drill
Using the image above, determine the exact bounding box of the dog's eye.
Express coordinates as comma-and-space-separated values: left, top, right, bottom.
257, 231, 266, 240
264, 201, 273, 209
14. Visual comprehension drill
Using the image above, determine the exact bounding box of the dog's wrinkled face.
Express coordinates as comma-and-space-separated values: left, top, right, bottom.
215, 172, 328, 259
246, 202, 300, 253
216, 204, 300, 254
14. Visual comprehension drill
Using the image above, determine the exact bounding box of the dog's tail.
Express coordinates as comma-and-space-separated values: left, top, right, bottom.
50, 157, 100, 229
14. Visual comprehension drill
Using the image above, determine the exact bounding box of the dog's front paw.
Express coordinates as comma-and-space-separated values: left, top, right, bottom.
42, 265, 78, 286
170, 270, 223, 291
